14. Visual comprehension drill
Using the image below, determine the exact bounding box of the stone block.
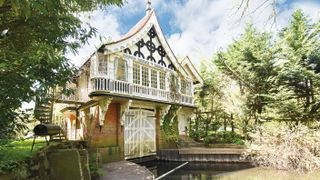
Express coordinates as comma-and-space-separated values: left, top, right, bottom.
47, 149, 83, 180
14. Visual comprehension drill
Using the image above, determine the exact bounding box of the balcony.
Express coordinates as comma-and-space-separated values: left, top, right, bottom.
55, 88, 86, 104
90, 77, 194, 106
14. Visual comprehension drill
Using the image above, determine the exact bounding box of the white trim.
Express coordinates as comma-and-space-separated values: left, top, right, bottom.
101, 10, 189, 79
180, 56, 203, 85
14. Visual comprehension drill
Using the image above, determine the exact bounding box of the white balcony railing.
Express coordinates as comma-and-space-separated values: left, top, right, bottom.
55, 88, 84, 103
90, 77, 194, 105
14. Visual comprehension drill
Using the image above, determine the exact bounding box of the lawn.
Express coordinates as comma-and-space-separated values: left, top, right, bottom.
0, 139, 46, 173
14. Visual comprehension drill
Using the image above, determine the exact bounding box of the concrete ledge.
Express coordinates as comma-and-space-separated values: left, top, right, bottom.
179, 147, 246, 155
159, 148, 250, 163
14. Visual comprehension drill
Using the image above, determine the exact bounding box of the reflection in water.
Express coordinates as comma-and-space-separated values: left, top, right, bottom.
139, 161, 252, 180
140, 161, 320, 180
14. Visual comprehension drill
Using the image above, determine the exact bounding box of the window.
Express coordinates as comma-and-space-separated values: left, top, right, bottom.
159, 72, 166, 90
151, 70, 158, 88
133, 63, 140, 84
90, 57, 95, 76
114, 57, 128, 81
142, 66, 149, 87
181, 79, 186, 94
186, 81, 192, 96
98, 54, 107, 75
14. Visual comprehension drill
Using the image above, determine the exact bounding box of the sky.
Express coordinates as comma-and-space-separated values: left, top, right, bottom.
67, 0, 320, 69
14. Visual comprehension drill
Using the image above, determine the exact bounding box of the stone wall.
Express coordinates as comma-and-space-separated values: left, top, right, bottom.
6, 142, 91, 180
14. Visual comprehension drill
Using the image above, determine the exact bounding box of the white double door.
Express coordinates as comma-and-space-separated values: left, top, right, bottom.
124, 108, 156, 159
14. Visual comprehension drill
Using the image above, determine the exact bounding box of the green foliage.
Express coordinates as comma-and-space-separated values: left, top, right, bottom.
270, 10, 320, 123
11, 162, 29, 180
89, 153, 101, 179
189, 113, 222, 141
215, 23, 275, 120
204, 9, 320, 131
0, 139, 45, 174
204, 131, 245, 145
188, 129, 201, 141
0, 0, 123, 138
161, 105, 180, 144
0, 110, 34, 140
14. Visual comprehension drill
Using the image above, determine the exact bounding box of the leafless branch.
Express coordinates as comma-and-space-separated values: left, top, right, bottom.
236, 0, 278, 26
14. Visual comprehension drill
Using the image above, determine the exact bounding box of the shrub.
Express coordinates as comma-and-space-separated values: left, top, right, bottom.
244, 123, 320, 172
204, 131, 245, 145
0, 139, 45, 174
189, 129, 207, 141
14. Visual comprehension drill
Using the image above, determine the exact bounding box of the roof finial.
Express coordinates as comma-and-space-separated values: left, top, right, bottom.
146, 0, 152, 14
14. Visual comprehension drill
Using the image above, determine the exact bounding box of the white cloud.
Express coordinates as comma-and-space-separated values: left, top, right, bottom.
292, 1, 320, 21
66, 10, 121, 67
67, 0, 320, 69
166, 0, 320, 68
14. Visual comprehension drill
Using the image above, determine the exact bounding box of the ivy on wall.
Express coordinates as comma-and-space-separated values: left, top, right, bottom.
160, 105, 180, 143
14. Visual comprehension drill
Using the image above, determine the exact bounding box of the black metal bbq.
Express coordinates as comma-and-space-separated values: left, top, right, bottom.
31, 124, 67, 151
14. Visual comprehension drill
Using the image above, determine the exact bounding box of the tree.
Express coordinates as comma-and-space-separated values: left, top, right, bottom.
215, 24, 275, 123
195, 62, 225, 137
0, 0, 123, 138
271, 10, 320, 123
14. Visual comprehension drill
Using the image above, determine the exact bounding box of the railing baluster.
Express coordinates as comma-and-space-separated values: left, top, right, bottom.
89, 77, 194, 105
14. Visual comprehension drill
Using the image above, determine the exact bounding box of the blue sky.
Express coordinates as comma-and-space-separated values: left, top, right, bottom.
68, 0, 320, 68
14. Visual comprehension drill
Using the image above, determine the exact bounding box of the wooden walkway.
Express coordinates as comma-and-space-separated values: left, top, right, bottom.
100, 161, 154, 180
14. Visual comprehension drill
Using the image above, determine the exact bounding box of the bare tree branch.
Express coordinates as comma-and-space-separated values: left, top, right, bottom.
236, 0, 278, 26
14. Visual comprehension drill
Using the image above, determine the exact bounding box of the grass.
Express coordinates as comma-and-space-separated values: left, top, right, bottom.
0, 139, 46, 173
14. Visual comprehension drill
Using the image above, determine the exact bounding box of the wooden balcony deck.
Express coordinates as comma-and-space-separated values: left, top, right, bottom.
90, 78, 194, 106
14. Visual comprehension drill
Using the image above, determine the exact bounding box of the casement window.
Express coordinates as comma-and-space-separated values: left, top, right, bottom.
186, 81, 192, 96
181, 79, 186, 94
114, 57, 128, 81
133, 63, 140, 84
98, 54, 107, 76
159, 72, 166, 90
151, 70, 158, 88
142, 66, 149, 87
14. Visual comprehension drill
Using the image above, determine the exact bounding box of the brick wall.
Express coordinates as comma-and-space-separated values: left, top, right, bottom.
89, 103, 120, 148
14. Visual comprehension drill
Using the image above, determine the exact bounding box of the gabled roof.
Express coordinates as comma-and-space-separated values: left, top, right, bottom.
99, 9, 189, 78
80, 9, 202, 84
180, 56, 203, 85
105, 10, 154, 46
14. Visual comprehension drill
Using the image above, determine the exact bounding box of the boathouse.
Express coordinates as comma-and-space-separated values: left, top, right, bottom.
44, 1, 203, 161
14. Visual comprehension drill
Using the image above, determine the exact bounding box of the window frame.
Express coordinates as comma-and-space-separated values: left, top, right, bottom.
114, 56, 128, 81
98, 55, 107, 76
159, 72, 166, 90
141, 66, 149, 87
133, 63, 141, 85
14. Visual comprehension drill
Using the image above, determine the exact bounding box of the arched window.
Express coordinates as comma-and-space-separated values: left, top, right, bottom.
114, 57, 128, 81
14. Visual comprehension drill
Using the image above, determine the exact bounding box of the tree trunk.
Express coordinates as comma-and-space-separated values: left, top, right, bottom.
224, 114, 227, 131
205, 113, 209, 137
231, 113, 234, 132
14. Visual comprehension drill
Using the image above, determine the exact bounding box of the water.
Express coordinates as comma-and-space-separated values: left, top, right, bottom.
139, 161, 252, 179
139, 161, 320, 180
